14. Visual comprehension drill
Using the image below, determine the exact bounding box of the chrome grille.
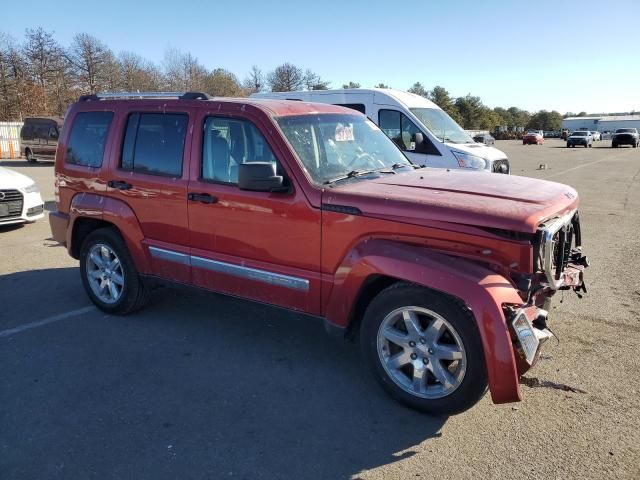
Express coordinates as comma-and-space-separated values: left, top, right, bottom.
0, 189, 24, 219
538, 210, 581, 289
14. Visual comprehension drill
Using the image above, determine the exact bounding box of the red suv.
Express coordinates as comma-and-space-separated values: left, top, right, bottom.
49, 92, 588, 414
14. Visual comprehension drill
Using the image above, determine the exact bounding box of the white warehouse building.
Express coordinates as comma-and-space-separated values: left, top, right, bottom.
562, 115, 640, 133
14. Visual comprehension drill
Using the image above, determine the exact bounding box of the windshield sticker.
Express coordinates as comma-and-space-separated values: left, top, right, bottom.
335, 124, 354, 142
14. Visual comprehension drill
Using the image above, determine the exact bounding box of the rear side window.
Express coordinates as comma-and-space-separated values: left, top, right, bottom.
121, 113, 188, 177
334, 103, 366, 114
66, 112, 114, 167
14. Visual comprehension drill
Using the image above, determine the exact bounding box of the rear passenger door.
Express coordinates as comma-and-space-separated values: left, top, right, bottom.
106, 109, 192, 284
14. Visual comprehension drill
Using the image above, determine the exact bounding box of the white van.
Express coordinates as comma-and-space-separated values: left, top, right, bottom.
253, 88, 510, 174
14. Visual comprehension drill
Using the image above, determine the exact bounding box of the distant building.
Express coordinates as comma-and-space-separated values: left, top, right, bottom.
562, 115, 640, 133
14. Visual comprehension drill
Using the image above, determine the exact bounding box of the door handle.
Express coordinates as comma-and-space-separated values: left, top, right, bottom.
108, 180, 133, 190
188, 192, 218, 204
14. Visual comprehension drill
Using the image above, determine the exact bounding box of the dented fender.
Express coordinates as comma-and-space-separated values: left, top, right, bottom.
324, 239, 524, 404
68, 193, 150, 274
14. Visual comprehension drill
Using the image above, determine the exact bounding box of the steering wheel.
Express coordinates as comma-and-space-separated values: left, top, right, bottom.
344, 152, 378, 170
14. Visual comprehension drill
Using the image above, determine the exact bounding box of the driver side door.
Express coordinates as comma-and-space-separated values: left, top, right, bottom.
377, 109, 445, 168
187, 109, 322, 315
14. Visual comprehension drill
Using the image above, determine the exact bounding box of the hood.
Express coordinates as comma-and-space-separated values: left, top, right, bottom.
445, 142, 507, 162
322, 168, 579, 233
0, 166, 35, 190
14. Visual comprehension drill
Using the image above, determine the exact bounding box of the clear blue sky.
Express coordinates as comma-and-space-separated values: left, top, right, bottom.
4, 0, 640, 113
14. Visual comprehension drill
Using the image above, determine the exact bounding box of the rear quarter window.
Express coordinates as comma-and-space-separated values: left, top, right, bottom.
66, 112, 114, 167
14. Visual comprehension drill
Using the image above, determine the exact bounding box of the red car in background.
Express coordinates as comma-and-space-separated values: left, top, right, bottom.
523, 131, 544, 145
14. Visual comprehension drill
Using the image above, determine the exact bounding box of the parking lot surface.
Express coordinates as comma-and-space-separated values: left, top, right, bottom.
1, 139, 639, 479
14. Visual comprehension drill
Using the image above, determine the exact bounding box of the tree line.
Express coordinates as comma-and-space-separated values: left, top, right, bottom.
1, 28, 567, 131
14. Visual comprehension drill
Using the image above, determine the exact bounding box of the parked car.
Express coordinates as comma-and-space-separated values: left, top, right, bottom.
473, 133, 495, 145
253, 89, 510, 174
590, 131, 601, 141
0, 166, 44, 225
523, 132, 544, 145
566, 131, 593, 148
611, 128, 639, 148
19, 117, 63, 163
49, 92, 589, 415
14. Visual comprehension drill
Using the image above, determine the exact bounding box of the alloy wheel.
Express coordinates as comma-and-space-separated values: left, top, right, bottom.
377, 306, 467, 399
86, 243, 125, 304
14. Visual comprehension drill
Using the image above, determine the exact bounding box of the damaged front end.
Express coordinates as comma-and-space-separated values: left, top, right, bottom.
508, 209, 589, 374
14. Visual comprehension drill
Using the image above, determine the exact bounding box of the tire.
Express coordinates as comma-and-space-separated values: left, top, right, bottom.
79, 227, 149, 314
612, 143, 618, 148
25, 148, 37, 163
360, 282, 488, 415
588, 143, 592, 148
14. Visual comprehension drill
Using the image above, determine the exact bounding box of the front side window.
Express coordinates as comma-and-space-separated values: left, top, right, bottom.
277, 113, 411, 185
66, 112, 114, 167
202, 117, 278, 184
378, 110, 425, 151
121, 113, 188, 177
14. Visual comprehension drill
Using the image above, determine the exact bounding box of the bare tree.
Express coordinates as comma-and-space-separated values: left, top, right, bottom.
242, 65, 264, 94
22, 27, 65, 112
162, 48, 207, 91
118, 51, 162, 91
67, 33, 113, 93
267, 63, 304, 92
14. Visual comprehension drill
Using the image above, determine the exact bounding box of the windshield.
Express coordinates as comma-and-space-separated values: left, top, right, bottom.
410, 108, 473, 144
276, 114, 411, 185
617, 128, 635, 133
572, 131, 587, 136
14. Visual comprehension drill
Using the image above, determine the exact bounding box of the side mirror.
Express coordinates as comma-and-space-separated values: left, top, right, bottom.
238, 162, 284, 192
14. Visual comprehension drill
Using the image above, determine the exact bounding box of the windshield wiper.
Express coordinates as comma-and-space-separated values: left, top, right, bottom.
323, 167, 398, 185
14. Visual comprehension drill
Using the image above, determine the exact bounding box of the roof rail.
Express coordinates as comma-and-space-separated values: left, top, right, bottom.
78, 91, 210, 101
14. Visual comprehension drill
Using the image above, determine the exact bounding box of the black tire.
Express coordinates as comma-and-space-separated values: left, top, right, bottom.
360, 282, 488, 415
25, 148, 37, 163
79, 227, 149, 314
612, 143, 618, 148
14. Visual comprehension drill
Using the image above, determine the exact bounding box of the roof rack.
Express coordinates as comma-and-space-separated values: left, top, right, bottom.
78, 91, 210, 102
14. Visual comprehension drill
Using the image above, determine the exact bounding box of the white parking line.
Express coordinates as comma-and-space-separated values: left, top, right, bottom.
0, 306, 96, 338
546, 152, 627, 179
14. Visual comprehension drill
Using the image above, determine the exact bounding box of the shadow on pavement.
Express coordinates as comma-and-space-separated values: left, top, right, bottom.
1, 268, 448, 480
0, 160, 53, 168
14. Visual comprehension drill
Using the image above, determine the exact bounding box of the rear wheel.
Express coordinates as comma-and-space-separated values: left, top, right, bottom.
25, 148, 37, 163
79, 227, 149, 314
612, 143, 618, 148
360, 283, 487, 415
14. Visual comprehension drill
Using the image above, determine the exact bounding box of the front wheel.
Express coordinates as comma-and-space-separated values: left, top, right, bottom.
360, 283, 488, 415
79, 227, 149, 314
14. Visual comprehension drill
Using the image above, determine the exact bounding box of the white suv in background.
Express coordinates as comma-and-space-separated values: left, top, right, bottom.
0, 167, 45, 226
253, 88, 510, 174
